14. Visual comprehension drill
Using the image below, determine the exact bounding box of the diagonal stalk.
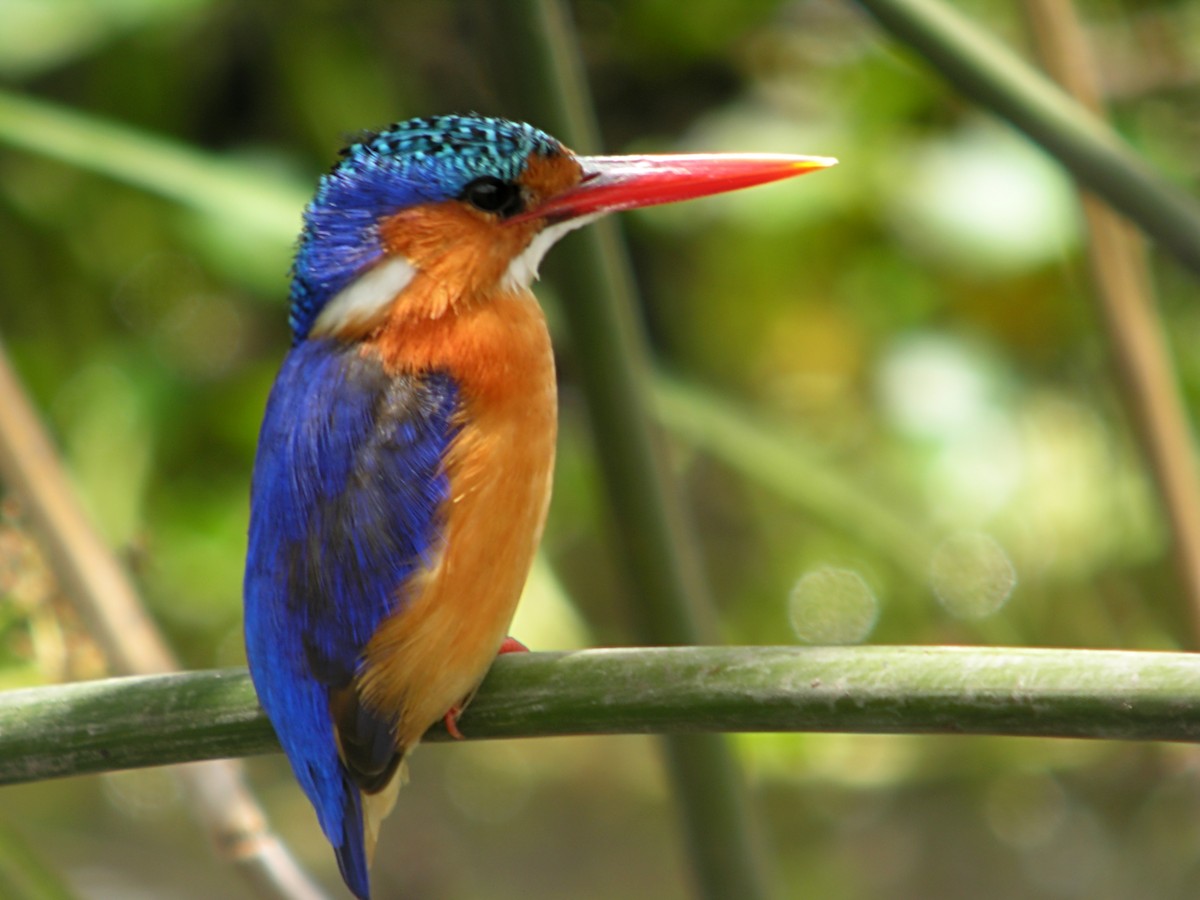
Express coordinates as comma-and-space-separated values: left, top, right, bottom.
1017, 0, 1200, 644
0, 341, 328, 900
853, 0, 1200, 280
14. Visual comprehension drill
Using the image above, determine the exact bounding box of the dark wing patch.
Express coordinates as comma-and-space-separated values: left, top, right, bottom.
331, 686, 404, 794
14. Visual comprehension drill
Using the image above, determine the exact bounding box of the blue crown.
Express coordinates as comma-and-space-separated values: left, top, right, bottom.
339, 115, 562, 188
288, 115, 564, 342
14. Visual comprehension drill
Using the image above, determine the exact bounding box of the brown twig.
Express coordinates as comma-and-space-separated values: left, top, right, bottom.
1021, 0, 1200, 644
0, 336, 328, 900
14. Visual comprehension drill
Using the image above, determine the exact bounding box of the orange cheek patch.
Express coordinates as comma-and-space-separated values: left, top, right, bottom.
378, 202, 539, 317
371, 150, 583, 322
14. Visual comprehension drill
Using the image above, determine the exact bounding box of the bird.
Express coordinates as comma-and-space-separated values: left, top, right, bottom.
242, 113, 834, 899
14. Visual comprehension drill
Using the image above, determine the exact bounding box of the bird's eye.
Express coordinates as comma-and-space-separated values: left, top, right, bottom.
461, 177, 524, 218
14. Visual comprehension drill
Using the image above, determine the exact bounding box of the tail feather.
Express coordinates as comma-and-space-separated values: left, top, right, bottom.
332, 759, 407, 900
335, 780, 372, 900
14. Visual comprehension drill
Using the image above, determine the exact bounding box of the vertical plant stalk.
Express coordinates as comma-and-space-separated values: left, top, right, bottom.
0, 339, 328, 900
481, 2, 774, 898
1020, 0, 1200, 642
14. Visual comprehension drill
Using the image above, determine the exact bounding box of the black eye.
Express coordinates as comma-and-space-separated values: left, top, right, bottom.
461, 176, 524, 217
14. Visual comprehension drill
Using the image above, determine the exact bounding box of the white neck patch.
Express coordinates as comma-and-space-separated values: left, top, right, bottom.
309, 255, 417, 337
502, 213, 601, 293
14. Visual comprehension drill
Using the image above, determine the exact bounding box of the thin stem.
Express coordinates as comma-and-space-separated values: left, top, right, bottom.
0, 89, 302, 239
1018, 0, 1200, 644
3, 646, 1200, 785
0, 342, 175, 675
653, 376, 937, 582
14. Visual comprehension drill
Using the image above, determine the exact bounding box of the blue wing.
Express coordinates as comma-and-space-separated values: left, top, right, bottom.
243, 338, 458, 899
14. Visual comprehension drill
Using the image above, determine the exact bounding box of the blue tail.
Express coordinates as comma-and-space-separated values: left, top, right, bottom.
249, 673, 374, 899
335, 783, 371, 900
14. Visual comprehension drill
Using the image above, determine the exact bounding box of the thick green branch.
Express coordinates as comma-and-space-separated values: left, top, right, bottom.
3, 646, 1199, 786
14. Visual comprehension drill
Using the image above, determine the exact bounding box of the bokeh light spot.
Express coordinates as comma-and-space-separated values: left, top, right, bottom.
878, 334, 995, 439
789, 566, 878, 644
985, 772, 1068, 849
930, 532, 1017, 619
891, 119, 1079, 272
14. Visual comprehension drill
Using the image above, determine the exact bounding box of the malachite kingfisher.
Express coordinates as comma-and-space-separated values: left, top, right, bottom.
243, 113, 834, 899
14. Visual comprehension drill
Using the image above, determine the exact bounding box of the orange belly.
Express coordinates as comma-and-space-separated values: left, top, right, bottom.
357, 285, 556, 752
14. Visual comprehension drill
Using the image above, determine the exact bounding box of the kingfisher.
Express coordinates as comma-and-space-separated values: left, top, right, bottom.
243, 113, 833, 898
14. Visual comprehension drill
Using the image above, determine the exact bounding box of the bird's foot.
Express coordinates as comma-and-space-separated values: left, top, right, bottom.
498, 635, 529, 654
443, 706, 466, 741
441, 636, 529, 740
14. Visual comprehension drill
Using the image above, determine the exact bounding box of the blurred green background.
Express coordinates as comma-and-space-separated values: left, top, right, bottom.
2, 0, 1200, 897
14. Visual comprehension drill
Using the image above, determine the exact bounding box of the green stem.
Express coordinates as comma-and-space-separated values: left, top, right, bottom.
3, 647, 1200, 786
0, 88, 303, 238
854, 0, 1200, 279
653, 376, 936, 581
484, 3, 772, 898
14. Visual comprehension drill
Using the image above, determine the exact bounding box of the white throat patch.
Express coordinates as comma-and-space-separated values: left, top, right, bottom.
310, 256, 417, 337
502, 214, 601, 292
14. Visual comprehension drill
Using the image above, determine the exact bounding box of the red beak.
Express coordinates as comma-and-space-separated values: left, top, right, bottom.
517, 153, 836, 223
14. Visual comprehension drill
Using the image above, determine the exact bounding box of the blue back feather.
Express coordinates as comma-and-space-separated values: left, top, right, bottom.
244, 339, 459, 898
288, 114, 563, 342
253, 113, 563, 899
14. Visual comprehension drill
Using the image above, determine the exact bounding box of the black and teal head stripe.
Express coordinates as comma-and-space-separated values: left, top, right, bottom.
289, 114, 565, 343
338, 115, 564, 187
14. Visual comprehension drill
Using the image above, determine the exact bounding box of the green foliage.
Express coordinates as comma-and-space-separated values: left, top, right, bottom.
1, 0, 1198, 898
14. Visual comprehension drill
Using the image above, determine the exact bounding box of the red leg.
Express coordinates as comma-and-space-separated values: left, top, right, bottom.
441, 637, 529, 740
443, 706, 465, 740
498, 636, 529, 654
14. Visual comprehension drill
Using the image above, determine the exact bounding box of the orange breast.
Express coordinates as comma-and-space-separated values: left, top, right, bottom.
356, 286, 557, 752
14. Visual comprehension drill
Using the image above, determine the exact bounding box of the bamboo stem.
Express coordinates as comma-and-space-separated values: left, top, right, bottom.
4, 646, 1200, 785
